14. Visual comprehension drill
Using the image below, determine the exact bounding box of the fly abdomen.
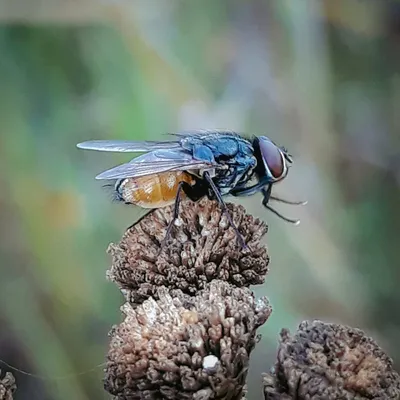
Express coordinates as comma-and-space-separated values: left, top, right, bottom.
116, 171, 196, 209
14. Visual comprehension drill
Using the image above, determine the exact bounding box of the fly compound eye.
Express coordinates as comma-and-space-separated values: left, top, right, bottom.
259, 136, 287, 181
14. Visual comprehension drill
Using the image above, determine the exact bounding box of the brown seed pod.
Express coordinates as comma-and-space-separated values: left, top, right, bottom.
107, 198, 269, 305
0, 370, 16, 400
104, 280, 271, 400
263, 320, 400, 399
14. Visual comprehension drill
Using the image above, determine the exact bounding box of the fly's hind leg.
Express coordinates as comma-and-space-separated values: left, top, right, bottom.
203, 171, 248, 250
162, 181, 205, 247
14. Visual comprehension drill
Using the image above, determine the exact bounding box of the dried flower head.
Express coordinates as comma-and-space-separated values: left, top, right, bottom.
107, 199, 269, 305
0, 370, 16, 400
263, 320, 400, 399
104, 280, 271, 400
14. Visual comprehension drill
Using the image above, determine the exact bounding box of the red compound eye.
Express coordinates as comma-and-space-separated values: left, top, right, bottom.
259, 137, 284, 179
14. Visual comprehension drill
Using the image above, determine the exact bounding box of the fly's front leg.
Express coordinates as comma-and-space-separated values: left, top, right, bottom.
261, 187, 300, 225
262, 185, 272, 204
230, 176, 271, 197
269, 195, 308, 206
203, 171, 248, 250
230, 171, 307, 206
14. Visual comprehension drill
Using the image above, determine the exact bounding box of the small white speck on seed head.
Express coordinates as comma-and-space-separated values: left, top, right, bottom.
219, 215, 229, 228
202, 355, 219, 373
174, 218, 183, 227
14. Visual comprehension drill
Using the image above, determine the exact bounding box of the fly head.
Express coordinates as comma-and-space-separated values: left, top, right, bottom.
254, 136, 291, 183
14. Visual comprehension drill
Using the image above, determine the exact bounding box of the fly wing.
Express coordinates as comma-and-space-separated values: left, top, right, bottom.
95, 149, 217, 180
167, 129, 241, 138
77, 139, 181, 153
166, 129, 212, 138
77, 130, 243, 152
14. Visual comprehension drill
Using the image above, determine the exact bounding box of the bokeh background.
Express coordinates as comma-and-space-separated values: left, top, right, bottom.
0, 1, 399, 399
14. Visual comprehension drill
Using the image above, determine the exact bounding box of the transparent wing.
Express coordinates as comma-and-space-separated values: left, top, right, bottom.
167, 129, 238, 138
77, 139, 181, 153
95, 150, 217, 180
77, 131, 242, 152
166, 129, 211, 137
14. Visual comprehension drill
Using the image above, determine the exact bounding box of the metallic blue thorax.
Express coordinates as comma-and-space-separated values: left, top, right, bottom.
180, 132, 257, 195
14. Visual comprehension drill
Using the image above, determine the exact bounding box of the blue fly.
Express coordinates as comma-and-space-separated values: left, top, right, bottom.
77, 130, 306, 249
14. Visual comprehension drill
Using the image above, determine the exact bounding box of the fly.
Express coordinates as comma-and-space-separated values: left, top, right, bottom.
77, 130, 306, 249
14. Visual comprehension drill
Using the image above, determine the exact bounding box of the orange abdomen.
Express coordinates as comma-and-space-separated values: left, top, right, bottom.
118, 171, 195, 208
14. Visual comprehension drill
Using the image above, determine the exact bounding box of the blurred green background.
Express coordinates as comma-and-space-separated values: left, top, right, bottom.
0, 1, 399, 399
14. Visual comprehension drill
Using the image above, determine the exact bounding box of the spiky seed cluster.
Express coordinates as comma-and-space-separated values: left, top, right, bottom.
107, 199, 269, 305
104, 280, 271, 400
263, 320, 400, 399
0, 370, 16, 400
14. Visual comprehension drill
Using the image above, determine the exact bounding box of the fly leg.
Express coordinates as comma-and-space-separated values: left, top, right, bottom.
230, 178, 307, 206
269, 195, 307, 206
203, 171, 248, 250
162, 180, 206, 247
162, 181, 187, 247
229, 175, 270, 197
262, 187, 301, 225
231, 179, 306, 225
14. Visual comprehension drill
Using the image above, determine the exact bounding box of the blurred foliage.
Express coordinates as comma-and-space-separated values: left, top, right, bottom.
0, 1, 399, 399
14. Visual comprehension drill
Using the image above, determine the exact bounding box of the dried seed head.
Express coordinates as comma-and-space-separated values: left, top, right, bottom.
104, 280, 271, 400
263, 320, 400, 399
107, 199, 269, 305
0, 370, 16, 400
